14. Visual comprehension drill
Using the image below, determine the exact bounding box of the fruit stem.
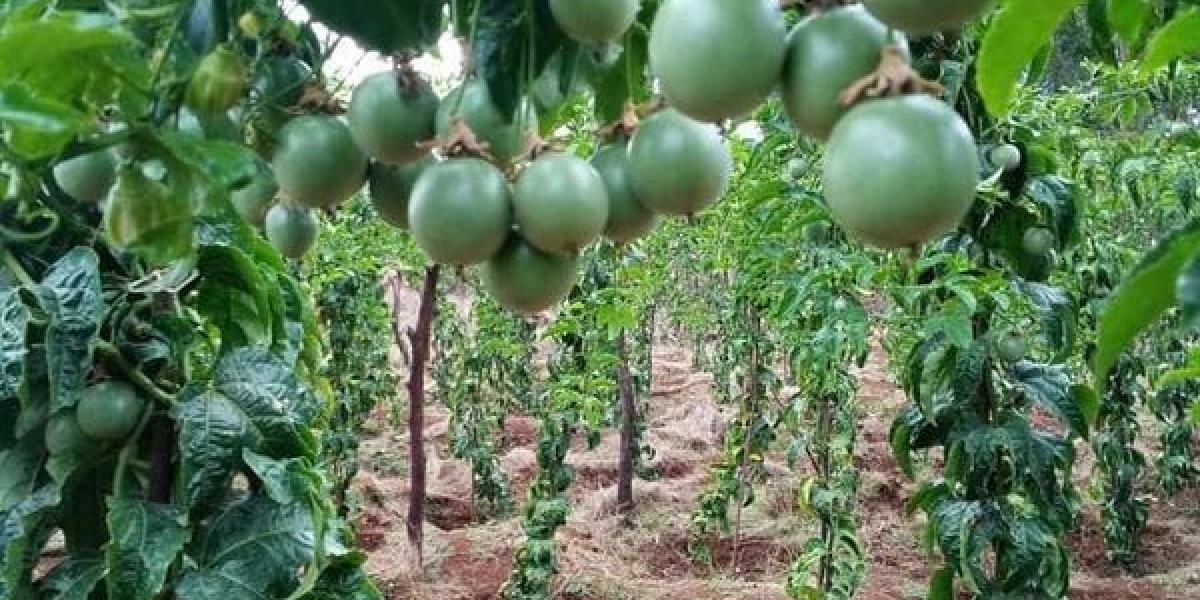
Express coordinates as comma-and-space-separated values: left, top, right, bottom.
111, 400, 156, 499
515, 131, 551, 163
838, 44, 944, 107
428, 116, 494, 160
598, 100, 642, 140
95, 341, 176, 406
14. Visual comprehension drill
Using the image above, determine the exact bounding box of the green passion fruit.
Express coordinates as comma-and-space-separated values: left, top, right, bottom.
781, 5, 908, 141
822, 95, 979, 249
648, 0, 787, 122
436, 80, 538, 167
1021, 227, 1055, 256
863, 0, 992, 34
272, 115, 367, 209
408, 158, 512, 266
264, 202, 319, 259
481, 235, 580, 314
628, 109, 731, 216
75, 381, 146, 441
592, 143, 658, 245
368, 156, 434, 230
995, 331, 1026, 363
54, 150, 117, 203
549, 0, 639, 45
348, 71, 439, 165
988, 143, 1022, 171
513, 153, 609, 255
232, 161, 278, 227
44, 411, 95, 456
186, 45, 246, 116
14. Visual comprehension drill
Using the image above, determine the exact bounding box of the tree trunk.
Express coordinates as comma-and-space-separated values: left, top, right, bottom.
392, 265, 440, 572
616, 329, 637, 516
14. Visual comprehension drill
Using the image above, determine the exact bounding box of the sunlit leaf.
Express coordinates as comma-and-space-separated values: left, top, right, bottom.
977, 0, 1084, 115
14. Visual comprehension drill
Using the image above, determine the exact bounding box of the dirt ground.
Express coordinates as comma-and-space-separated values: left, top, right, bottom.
357, 298, 1200, 600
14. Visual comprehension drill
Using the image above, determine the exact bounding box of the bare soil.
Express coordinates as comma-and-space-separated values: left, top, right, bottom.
358, 309, 1200, 600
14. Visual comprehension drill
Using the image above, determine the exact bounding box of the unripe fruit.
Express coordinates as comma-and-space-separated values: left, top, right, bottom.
76, 381, 146, 441
186, 46, 246, 116
264, 202, 319, 259
513, 152, 609, 255
628, 109, 731, 216
348, 71, 439, 165
408, 158, 512, 266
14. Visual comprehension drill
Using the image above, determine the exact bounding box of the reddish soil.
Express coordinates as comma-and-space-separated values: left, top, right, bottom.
358, 320, 1200, 599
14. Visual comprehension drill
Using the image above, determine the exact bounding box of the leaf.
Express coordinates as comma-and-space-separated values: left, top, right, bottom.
212, 346, 320, 458
194, 245, 275, 352
0, 485, 60, 599
1026, 176, 1081, 247
1094, 216, 1200, 390
1012, 361, 1087, 438
176, 493, 318, 600
928, 567, 954, 600
0, 432, 42, 511
977, 0, 1085, 115
0, 290, 29, 400
175, 389, 253, 513
1140, 8, 1200, 73
242, 450, 321, 505
40, 553, 106, 600
296, 0, 446, 55
593, 26, 650, 125
158, 133, 260, 192
1107, 0, 1151, 47
1070, 384, 1100, 427
304, 551, 383, 600
0, 83, 88, 158
472, 0, 570, 118
32, 247, 104, 410
105, 497, 191, 600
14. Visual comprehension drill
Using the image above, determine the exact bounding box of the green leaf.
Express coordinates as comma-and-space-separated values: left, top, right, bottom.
1140, 8, 1200, 73
176, 389, 252, 513
0, 83, 88, 158
1093, 216, 1200, 390
32, 247, 104, 410
1107, 0, 1151, 47
928, 567, 954, 600
57, 463, 113, 552
242, 450, 321, 505
472, 0, 570, 118
593, 26, 649, 125
40, 553, 106, 600
176, 493, 318, 600
194, 245, 275, 352
0, 485, 59, 599
296, 0, 445, 55
977, 0, 1084, 115
105, 497, 191, 600
212, 347, 320, 458
158, 132, 259, 192
0, 432, 42, 511
1012, 361, 1087, 438
304, 552, 382, 600
1070, 384, 1099, 427
0, 290, 29, 400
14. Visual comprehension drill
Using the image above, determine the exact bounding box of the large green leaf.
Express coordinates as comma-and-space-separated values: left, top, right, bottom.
194, 245, 275, 352
1093, 216, 1200, 390
105, 498, 190, 600
212, 346, 320, 457
40, 553, 106, 600
1140, 7, 1200, 73
0, 290, 29, 400
296, 0, 445, 55
242, 450, 321, 505
303, 552, 383, 600
0, 433, 42, 511
1107, 0, 1151, 47
592, 24, 650, 125
977, 0, 1084, 115
0, 485, 59, 599
176, 389, 252, 514
0, 83, 89, 158
1012, 361, 1087, 438
176, 494, 318, 600
472, 0, 570, 118
32, 247, 104, 410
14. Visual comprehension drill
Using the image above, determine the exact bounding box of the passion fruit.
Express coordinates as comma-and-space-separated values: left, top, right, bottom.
408, 158, 512, 266
781, 6, 908, 140
988, 143, 1022, 171
822, 95, 979, 249
648, 0, 787, 122
628, 109, 731, 216
272, 115, 367, 209
481, 235, 580, 314
368, 156, 434, 230
186, 45, 246, 116
1021, 227, 1055, 256
592, 143, 658, 245
264, 202, 319, 259
348, 71, 439, 165
995, 331, 1026, 363
435, 80, 537, 167
513, 153, 609, 255
54, 150, 117, 203
863, 0, 993, 34
232, 161, 278, 227
44, 411, 95, 455
75, 381, 146, 441
549, 0, 639, 45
